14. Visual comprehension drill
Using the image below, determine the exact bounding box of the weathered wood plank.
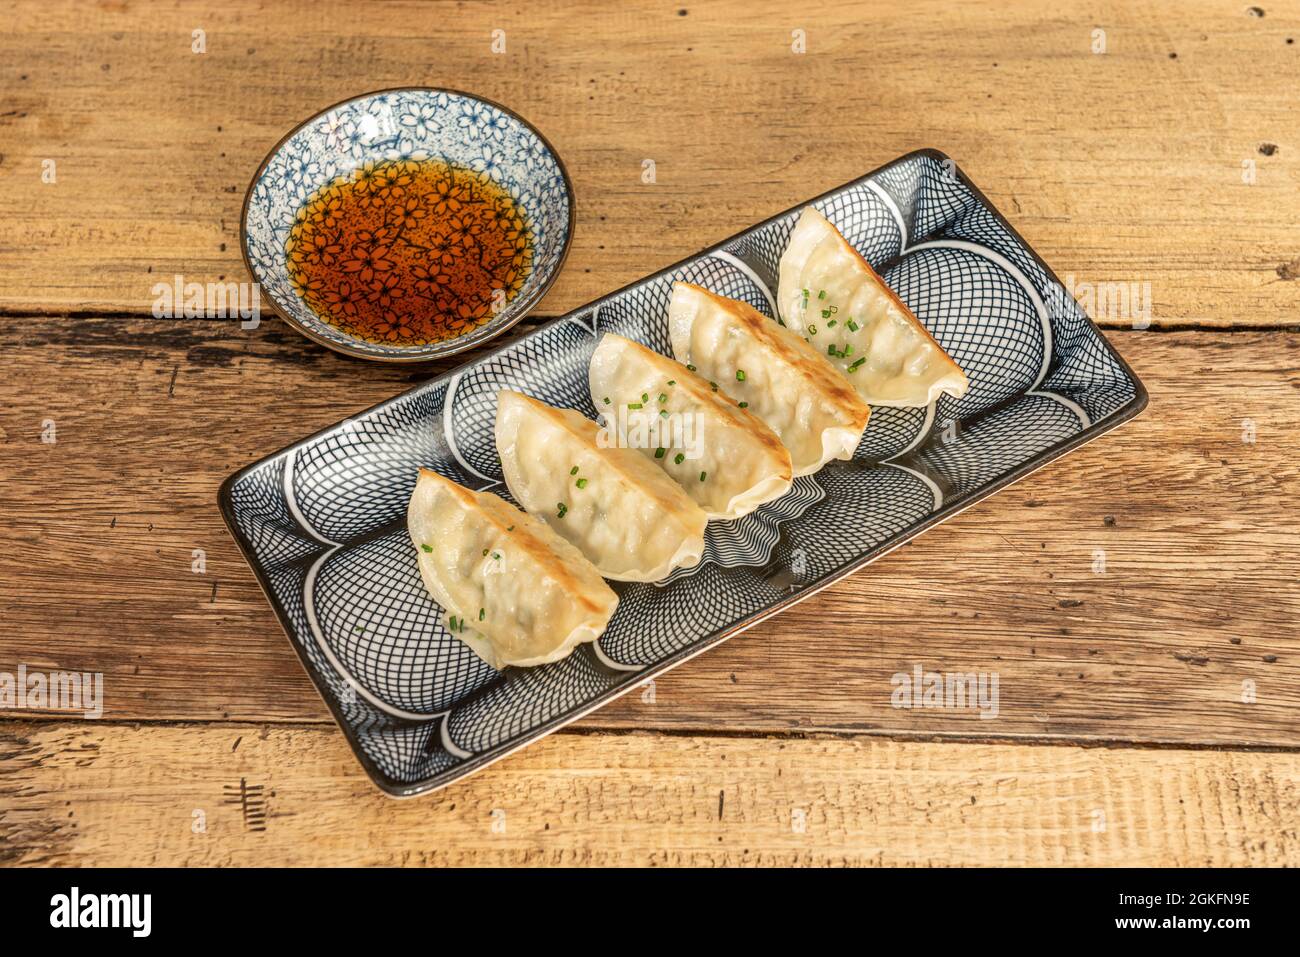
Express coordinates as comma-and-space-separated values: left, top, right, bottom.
2, 320, 1296, 746
1, 721, 1295, 866
0, 0, 1296, 324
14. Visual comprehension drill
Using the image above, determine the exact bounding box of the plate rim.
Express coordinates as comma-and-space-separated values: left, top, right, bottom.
219, 148, 1150, 797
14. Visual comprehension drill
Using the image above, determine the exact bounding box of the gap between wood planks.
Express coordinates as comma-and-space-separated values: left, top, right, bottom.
4, 715, 1300, 755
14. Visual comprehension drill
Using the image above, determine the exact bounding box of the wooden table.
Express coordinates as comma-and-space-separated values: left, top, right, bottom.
2, 0, 1298, 866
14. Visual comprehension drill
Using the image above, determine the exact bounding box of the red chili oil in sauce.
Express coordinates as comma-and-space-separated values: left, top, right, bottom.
285, 158, 534, 346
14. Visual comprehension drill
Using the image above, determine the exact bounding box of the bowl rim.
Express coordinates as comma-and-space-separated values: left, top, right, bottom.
239, 86, 577, 363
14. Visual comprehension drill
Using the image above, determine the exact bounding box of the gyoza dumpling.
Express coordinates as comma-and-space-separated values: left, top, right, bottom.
588, 334, 793, 520
778, 206, 967, 407
407, 468, 618, 669
667, 282, 871, 477
495, 390, 707, 582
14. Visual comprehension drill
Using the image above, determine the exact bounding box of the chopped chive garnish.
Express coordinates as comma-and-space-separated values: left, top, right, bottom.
828, 344, 837, 357
847, 318, 859, 332
420, 543, 433, 553
842, 344, 853, 357
603, 396, 611, 405
557, 502, 568, 518
659, 409, 669, 419
570, 465, 579, 475
507, 525, 515, 532
821, 309, 832, 319
482, 548, 489, 556
667, 379, 676, 386
479, 607, 485, 621
658, 392, 668, 403
699, 471, 708, 482
674, 453, 685, 465
736, 369, 747, 381
827, 319, 837, 327
627, 402, 643, 410
738, 401, 749, 408
492, 552, 501, 560
808, 324, 818, 335
576, 477, 588, 489
848, 357, 866, 372
686, 363, 697, 371
710, 381, 718, 392
654, 447, 666, 459
817, 289, 826, 300
641, 392, 649, 403
449, 615, 458, 631
801, 287, 809, 299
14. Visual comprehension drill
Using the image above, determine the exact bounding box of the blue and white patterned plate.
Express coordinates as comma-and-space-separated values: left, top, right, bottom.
241, 88, 574, 361
220, 150, 1148, 796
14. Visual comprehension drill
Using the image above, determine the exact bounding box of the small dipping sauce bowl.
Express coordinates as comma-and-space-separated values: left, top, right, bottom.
242, 88, 574, 362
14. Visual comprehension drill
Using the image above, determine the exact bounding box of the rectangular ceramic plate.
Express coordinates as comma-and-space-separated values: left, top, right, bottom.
219, 150, 1148, 796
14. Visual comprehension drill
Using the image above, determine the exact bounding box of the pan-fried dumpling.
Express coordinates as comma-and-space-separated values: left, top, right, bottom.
667, 282, 871, 477
588, 333, 793, 520
407, 468, 618, 669
778, 206, 967, 407
495, 390, 707, 582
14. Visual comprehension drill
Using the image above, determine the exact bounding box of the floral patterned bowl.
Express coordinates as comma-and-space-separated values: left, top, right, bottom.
241, 88, 575, 362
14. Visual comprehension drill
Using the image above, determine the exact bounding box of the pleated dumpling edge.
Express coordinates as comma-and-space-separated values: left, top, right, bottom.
777, 206, 968, 408
666, 281, 871, 477
494, 390, 707, 582
406, 468, 618, 669
588, 333, 793, 520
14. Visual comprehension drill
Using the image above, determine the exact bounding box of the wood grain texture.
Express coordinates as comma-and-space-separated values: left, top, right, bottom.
1, 0, 1297, 868
2, 319, 1296, 746
1, 721, 1295, 866
0, 0, 1296, 324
